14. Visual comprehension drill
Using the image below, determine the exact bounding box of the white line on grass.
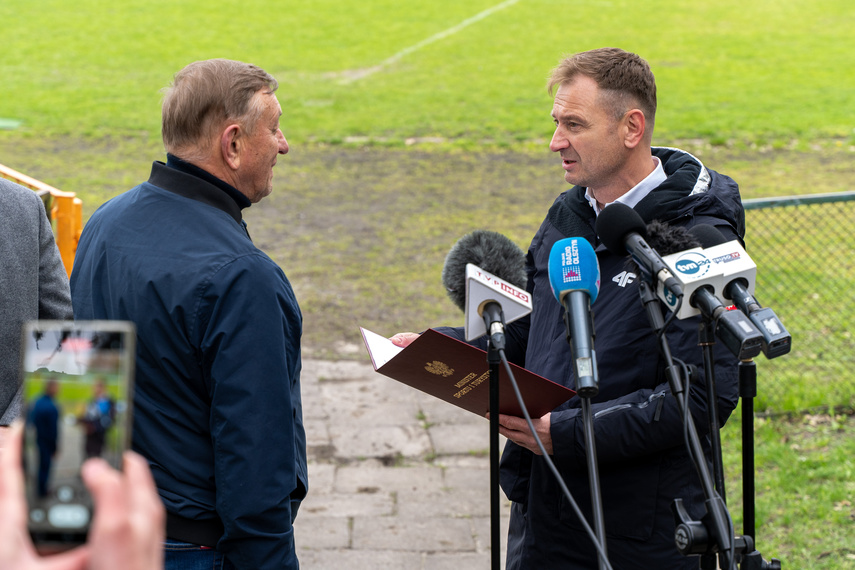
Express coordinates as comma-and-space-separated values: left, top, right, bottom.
340, 0, 522, 84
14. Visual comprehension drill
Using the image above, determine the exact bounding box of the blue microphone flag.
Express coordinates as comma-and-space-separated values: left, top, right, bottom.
548, 238, 601, 304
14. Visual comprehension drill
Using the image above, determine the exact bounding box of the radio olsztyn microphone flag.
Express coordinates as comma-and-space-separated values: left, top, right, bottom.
548, 238, 601, 303
548, 238, 601, 397
463, 263, 533, 342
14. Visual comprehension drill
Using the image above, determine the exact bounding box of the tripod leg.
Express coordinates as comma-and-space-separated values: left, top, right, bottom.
739, 360, 757, 541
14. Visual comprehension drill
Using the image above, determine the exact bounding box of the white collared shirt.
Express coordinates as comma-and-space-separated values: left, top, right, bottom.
585, 156, 666, 216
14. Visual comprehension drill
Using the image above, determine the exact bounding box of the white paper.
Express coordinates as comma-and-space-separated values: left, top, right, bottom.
359, 327, 405, 369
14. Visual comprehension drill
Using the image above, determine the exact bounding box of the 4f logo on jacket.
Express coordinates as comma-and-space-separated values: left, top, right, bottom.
612, 271, 636, 288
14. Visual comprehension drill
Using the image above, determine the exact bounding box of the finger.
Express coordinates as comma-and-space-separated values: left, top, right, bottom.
38, 546, 90, 570
0, 424, 90, 569
0, 423, 26, 516
81, 457, 125, 524
123, 451, 165, 530
389, 332, 418, 347
497, 414, 527, 431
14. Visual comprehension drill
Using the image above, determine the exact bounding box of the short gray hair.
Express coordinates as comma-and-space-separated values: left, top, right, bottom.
161, 59, 278, 156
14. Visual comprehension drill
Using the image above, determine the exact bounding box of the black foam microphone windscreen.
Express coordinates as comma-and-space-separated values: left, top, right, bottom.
617, 220, 700, 275
441, 230, 527, 312
645, 220, 701, 256
595, 203, 648, 256
688, 224, 728, 249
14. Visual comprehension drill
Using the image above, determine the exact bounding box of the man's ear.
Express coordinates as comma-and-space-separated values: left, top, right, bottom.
220, 124, 242, 170
622, 109, 646, 149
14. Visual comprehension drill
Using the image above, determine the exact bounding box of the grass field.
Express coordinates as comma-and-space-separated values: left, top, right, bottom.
1, 0, 854, 146
2, 0, 854, 567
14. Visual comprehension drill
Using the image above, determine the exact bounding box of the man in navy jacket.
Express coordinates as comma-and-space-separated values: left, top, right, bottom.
393, 48, 744, 568
71, 59, 307, 570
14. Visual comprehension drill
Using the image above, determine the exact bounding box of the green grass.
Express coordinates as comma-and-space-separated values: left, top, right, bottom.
722, 410, 855, 569
1, 0, 853, 146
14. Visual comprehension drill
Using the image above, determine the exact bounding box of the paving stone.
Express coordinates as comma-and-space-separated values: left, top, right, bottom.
294, 515, 350, 549
423, 552, 496, 570
306, 462, 336, 495
329, 424, 432, 460
334, 463, 444, 495
297, 548, 424, 570
320, 378, 420, 423
429, 422, 491, 455
304, 417, 331, 447
396, 488, 492, 518
299, 492, 394, 518
351, 517, 475, 552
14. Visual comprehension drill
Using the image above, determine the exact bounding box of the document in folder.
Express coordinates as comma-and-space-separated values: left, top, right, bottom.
360, 327, 575, 417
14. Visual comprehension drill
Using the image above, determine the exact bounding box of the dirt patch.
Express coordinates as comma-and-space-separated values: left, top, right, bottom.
1, 135, 853, 358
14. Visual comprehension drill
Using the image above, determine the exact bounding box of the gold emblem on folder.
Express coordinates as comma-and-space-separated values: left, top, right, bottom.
425, 361, 454, 377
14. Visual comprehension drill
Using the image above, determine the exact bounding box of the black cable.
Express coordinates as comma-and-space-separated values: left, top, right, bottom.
674, 353, 738, 569
498, 349, 614, 570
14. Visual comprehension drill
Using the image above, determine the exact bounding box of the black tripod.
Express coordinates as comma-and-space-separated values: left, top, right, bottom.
638, 281, 780, 569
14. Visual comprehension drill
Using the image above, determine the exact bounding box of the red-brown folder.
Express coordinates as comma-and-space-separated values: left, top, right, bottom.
361, 327, 575, 417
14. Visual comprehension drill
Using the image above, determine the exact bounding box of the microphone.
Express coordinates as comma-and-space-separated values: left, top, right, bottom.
689, 225, 792, 359
596, 203, 684, 297
648, 223, 763, 359
442, 230, 532, 345
547, 237, 601, 397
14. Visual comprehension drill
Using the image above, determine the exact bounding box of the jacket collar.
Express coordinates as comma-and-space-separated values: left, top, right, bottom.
148, 160, 245, 225
546, 147, 714, 244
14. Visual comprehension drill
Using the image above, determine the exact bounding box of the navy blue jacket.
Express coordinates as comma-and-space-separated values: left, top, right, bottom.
443, 147, 744, 568
71, 160, 307, 569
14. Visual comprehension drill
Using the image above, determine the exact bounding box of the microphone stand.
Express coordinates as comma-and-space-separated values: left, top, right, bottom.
638, 282, 781, 569
487, 339, 501, 570
560, 304, 608, 569
739, 360, 757, 542
480, 305, 504, 570
637, 281, 735, 569
581, 395, 608, 569
698, 319, 727, 503
735, 360, 784, 568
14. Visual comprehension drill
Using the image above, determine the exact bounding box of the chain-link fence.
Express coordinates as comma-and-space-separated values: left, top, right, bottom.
742, 191, 855, 413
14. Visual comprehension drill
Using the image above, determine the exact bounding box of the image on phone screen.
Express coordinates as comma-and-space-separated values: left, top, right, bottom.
19, 320, 135, 546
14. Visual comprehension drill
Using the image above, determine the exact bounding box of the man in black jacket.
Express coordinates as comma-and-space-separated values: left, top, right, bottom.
498, 47, 744, 569
393, 47, 744, 568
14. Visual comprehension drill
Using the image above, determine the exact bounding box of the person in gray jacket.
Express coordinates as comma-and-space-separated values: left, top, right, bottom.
0, 177, 73, 427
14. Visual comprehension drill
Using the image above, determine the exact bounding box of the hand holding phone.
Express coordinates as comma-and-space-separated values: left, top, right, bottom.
19, 321, 135, 547
0, 422, 165, 570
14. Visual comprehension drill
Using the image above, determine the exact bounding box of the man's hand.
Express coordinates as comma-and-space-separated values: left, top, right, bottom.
0, 422, 165, 570
0, 422, 89, 570
83, 451, 165, 570
389, 332, 420, 347
496, 412, 553, 455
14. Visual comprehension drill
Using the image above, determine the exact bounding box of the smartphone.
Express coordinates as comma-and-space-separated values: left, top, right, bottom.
19, 320, 135, 547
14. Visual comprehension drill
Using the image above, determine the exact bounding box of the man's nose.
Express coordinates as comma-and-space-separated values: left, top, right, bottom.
549, 127, 568, 152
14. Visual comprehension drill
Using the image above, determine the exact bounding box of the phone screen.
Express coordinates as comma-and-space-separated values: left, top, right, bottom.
19, 320, 135, 546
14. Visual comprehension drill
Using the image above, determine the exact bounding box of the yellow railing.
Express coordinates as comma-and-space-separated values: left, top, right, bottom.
0, 163, 82, 277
